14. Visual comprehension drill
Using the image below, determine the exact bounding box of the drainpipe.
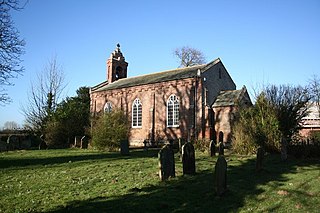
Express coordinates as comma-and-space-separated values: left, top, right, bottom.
194, 69, 201, 140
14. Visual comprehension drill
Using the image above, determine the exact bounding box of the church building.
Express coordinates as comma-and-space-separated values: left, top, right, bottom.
90, 44, 251, 147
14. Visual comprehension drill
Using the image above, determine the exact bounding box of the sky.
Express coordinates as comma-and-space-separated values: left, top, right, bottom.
0, 0, 319, 128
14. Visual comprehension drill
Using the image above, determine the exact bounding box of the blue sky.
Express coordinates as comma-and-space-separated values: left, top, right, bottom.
1, 0, 319, 127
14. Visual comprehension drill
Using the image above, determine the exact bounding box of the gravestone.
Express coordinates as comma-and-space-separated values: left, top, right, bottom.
39, 134, 47, 150
158, 144, 175, 181
80, 136, 88, 149
218, 142, 224, 156
120, 139, 129, 155
143, 139, 148, 151
182, 142, 196, 175
214, 156, 227, 196
74, 136, 81, 148
178, 138, 185, 160
209, 140, 216, 157
7, 135, 19, 150
255, 147, 265, 172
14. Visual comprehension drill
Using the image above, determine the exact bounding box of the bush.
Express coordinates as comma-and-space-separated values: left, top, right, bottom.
45, 120, 68, 148
193, 139, 210, 152
232, 94, 282, 154
91, 110, 129, 151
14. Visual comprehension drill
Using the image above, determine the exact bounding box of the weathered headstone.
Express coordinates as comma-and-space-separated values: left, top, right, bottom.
120, 139, 129, 155
74, 136, 81, 148
143, 139, 148, 151
214, 156, 227, 196
218, 142, 224, 156
158, 144, 175, 181
182, 142, 196, 175
209, 140, 216, 157
80, 136, 88, 149
39, 134, 47, 150
255, 147, 265, 172
7, 135, 19, 150
178, 138, 185, 160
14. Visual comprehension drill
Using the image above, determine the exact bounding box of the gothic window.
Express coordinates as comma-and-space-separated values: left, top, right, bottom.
104, 102, 112, 113
132, 98, 142, 128
167, 94, 180, 127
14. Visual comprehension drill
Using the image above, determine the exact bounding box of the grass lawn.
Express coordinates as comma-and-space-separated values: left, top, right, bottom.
0, 148, 319, 213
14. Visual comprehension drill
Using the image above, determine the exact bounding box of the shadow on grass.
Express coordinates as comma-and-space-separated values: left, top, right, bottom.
47, 154, 320, 213
0, 149, 160, 169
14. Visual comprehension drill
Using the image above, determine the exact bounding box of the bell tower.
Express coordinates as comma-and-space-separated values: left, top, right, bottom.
107, 44, 128, 83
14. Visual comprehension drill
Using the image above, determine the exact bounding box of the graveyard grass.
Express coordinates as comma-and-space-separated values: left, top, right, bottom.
0, 149, 319, 213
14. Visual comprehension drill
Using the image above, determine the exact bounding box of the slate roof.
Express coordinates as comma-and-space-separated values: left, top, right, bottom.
212, 86, 250, 107
92, 58, 221, 92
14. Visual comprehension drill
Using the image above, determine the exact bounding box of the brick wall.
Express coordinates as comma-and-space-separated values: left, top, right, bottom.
90, 77, 202, 146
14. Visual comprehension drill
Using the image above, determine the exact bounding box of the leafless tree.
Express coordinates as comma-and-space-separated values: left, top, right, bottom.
22, 56, 66, 132
174, 46, 206, 67
3, 121, 19, 129
0, 0, 26, 103
308, 75, 320, 116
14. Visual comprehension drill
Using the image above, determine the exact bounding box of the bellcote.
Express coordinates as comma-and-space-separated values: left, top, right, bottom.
107, 44, 128, 83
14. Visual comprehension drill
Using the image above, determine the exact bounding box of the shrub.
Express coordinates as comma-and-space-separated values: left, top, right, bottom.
194, 139, 210, 152
232, 94, 282, 154
45, 120, 68, 148
91, 109, 129, 151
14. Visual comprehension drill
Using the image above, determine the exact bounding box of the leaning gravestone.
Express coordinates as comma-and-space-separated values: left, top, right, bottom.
80, 136, 88, 149
255, 147, 265, 172
214, 156, 227, 196
182, 142, 196, 175
218, 142, 224, 156
209, 140, 216, 157
158, 144, 175, 181
120, 139, 129, 155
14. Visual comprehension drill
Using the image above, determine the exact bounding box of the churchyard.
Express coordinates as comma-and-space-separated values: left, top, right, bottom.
0, 148, 319, 212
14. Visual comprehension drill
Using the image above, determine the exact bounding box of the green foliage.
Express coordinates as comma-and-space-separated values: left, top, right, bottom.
44, 86, 90, 148
193, 139, 210, 152
233, 84, 311, 155
309, 131, 320, 143
45, 120, 68, 148
232, 94, 281, 154
91, 109, 130, 151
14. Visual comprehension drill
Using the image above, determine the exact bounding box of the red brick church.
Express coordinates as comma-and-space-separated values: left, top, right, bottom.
90, 44, 251, 146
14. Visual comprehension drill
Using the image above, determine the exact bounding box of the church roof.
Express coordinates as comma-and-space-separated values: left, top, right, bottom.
212, 86, 251, 107
92, 58, 221, 92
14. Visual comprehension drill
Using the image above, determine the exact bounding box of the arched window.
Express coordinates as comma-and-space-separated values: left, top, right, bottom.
167, 94, 179, 127
104, 102, 112, 113
115, 66, 123, 80
132, 98, 142, 128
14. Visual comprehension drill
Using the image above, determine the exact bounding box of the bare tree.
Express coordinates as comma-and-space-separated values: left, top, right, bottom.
3, 120, 19, 129
174, 46, 206, 67
264, 84, 311, 138
308, 75, 320, 116
22, 56, 66, 132
0, 0, 26, 103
